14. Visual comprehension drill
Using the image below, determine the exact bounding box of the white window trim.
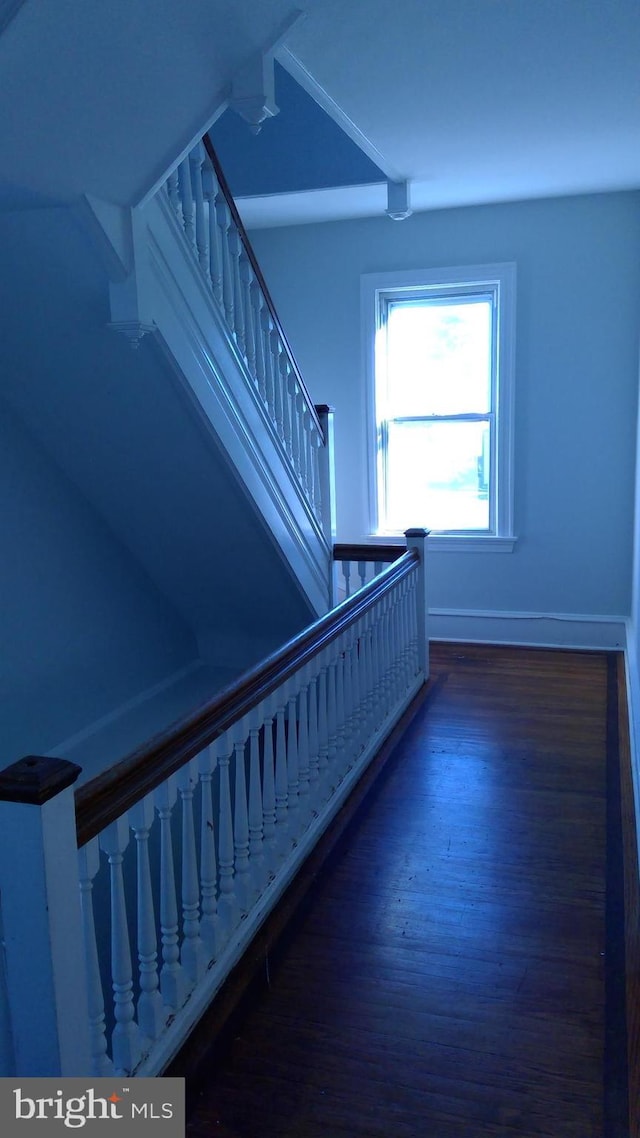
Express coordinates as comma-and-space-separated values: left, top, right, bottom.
361, 262, 517, 551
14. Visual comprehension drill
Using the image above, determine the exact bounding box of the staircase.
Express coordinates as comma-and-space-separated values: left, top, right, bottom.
0, 121, 429, 1078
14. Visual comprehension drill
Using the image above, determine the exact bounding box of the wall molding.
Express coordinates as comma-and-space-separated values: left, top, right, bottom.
49, 661, 204, 763
430, 608, 627, 650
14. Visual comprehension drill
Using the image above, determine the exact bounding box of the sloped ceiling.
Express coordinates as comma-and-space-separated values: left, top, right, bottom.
238, 0, 640, 227
0, 0, 305, 207
0, 1, 638, 224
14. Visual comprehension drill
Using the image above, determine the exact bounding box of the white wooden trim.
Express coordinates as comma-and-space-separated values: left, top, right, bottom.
624, 620, 640, 876
277, 46, 400, 182
361, 262, 516, 542
135, 671, 424, 1076
132, 193, 331, 615
349, 533, 517, 553
429, 608, 626, 650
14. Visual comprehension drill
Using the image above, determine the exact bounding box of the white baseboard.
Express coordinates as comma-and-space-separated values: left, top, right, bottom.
429, 608, 627, 651
624, 619, 640, 874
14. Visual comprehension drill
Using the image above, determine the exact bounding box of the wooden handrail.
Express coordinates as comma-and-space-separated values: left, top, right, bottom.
75, 549, 419, 847
334, 543, 404, 563
202, 134, 324, 442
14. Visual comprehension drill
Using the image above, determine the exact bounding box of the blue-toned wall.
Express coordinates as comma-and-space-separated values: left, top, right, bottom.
0, 397, 197, 761
252, 192, 640, 621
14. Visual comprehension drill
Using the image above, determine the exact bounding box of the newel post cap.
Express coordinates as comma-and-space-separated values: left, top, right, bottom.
404, 528, 430, 538
0, 755, 82, 805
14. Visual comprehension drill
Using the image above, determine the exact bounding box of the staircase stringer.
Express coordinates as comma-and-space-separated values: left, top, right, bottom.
104, 193, 331, 617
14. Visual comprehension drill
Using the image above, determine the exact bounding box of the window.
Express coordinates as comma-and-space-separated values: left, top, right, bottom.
362, 263, 516, 550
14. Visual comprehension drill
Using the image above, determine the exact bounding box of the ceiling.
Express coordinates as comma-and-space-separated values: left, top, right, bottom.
234, 0, 640, 228
0, 1, 638, 226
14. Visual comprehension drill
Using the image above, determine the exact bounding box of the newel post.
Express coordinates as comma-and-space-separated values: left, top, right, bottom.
0, 756, 92, 1075
316, 404, 336, 543
405, 528, 430, 679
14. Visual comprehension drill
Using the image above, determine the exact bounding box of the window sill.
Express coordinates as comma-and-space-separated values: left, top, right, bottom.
366, 533, 518, 553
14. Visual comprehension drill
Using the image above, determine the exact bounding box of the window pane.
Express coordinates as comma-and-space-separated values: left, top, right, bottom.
384, 419, 490, 532
386, 299, 492, 417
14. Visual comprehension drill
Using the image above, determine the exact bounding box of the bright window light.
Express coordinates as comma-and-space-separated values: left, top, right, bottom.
363, 264, 516, 542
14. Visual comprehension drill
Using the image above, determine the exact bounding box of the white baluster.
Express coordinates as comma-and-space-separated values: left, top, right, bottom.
99, 816, 141, 1075
396, 573, 409, 687
351, 618, 365, 754
342, 629, 355, 761
248, 710, 266, 893
271, 332, 285, 443
129, 795, 164, 1043
203, 162, 222, 303
335, 636, 346, 760
288, 372, 302, 478
232, 723, 251, 913
261, 308, 276, 419
297, 664, 311, 808
326, 643, 338, 767
300, 403, 311, 499
343, 561, 351, 598
358, 560, 367, 589
190, 143, 208, 275
308, 663, 321, 789
280, 354, 293, 461
77, 839, 114, 1075
286, 681, 300, 834
360, 609, 375, 739
251, 280, 267, 402
305, 416, 317, 514
240, 251, 256, 377
166, 169, 180, 218
274, 688, 289, 851
317, 654, 329, 779
177, 156, 195, 249
228, 227, 245, 354
216, 732, 239, 930
177, 759, 206, 983
215, 191, 234, 328
199, 742, 222, 958
154, 777, 186, 1011
372, 594, 386, 721
312, 426, 323, 519
261, 696, 278, 873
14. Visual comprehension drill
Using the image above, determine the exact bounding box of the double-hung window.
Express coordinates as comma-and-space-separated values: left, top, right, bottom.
362, 263, 516, 549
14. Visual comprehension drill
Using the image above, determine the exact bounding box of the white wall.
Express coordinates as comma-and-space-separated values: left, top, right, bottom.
252, 191, 640, 626
0, 397, 197, 762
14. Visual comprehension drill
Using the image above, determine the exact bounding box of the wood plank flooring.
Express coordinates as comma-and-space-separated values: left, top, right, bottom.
184, 643, 623, 1138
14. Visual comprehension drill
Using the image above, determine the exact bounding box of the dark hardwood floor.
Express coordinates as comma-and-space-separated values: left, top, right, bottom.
184, 643, 628, 1138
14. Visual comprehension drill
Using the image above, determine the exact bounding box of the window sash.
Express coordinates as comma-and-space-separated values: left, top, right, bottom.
377, 290, 498, 534
362, 262, 516, 545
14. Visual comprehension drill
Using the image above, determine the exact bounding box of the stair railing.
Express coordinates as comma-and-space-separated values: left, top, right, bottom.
0, 532, 428, 1077
162, 137, 329, 536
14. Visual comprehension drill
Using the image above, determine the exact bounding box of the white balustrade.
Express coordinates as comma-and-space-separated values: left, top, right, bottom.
77, 838, 113, 1076
129, 795, 164, 1043
99, 816, 141, 1075
231, 724, 251, 914
154, 777, 186, 1012
161, 145, 328, 535
198, 742, 222, 958
248, 711, 266, 892
216, 732, 239, 932
0, 535, 427, 1078
177, 760, 206, 983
